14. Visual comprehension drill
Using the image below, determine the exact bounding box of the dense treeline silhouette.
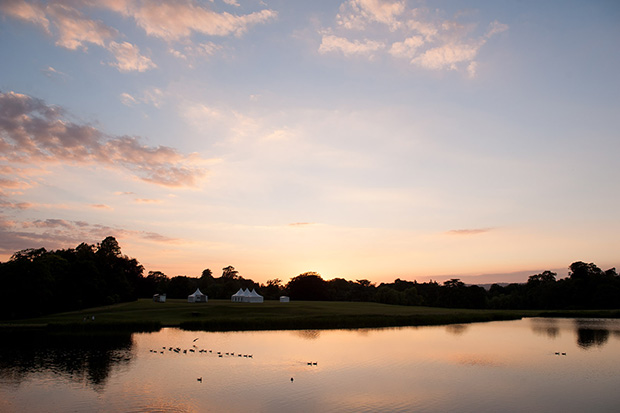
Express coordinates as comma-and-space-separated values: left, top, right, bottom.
1, 236, 618, 320
0, 237, 143, 319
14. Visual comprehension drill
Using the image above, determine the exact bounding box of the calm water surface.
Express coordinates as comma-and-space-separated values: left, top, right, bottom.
1, 318, 619, 412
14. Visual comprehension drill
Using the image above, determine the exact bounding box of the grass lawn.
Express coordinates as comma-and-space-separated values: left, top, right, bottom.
2, 299, 617, 332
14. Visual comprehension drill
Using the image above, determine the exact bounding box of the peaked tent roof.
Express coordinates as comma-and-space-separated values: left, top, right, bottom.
233, 288, 244, 296
190, 288, 205, 296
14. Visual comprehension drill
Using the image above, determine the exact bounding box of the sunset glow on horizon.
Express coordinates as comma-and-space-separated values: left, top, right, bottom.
1, 0, 618, 285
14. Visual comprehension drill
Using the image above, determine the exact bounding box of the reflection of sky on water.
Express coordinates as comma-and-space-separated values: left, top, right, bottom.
1, 319, 620, 412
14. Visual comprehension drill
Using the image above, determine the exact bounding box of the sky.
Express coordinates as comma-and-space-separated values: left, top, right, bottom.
0, 0, 618, 285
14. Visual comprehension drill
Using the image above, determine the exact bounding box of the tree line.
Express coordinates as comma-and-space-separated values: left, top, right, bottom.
0, 236, 618, 320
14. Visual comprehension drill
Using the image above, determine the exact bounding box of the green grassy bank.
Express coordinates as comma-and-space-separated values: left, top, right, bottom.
1, 299, 618, 332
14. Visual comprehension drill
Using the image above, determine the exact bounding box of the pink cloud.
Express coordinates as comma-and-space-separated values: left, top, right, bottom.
107, 41, 156, 72
1, 0, 276, 72
47, 2, 117, 50
123, 0, 277, 40
322, 2, 508, 76
0, 91, 206, 187
0, 0, 50, 31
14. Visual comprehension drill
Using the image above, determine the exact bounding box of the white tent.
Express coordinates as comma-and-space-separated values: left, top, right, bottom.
188, 288, 207, 303
231, 288, 245, 302
279, 296, 289, 303
231, 288, 263, 303
249, 288, 264, 303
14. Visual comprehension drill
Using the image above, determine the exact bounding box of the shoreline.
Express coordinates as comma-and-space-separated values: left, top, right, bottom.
1, 299, 618, 333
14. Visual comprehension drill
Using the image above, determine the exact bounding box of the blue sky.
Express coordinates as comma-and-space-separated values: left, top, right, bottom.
1, 0, 618, 284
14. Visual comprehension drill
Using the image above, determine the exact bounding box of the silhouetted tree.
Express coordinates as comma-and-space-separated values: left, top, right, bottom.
139, 271, 170, 296
287, 272, 328, 301
0, 237, 144, 319
221, 266, 238, 279
260, 278, 283, 300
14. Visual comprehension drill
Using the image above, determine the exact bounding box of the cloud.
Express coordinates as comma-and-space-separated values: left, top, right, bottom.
108, 41, 156, 72
120, 88, 164, 107
446, 228, 493, 236
413, 41, 480, 71
0, 91, 207, 187
90, 204, 112, 210
486, 20, 509, 38
120, 92, 139, 106
288, 222, 316, 227
0, 0, 50, 31
0, 200, 33, 210
337, 0, 405, 31
119, 0, 277, 41
319, 34, 384, 57
169, 41, 223, 63
389, 35, 424, 59
134, 198, 162, 204
47, 2, 118, 50
321, 2, 508, 76
41, 66, 68, 79
1, 0, 277, 72
0, 217, 179, 256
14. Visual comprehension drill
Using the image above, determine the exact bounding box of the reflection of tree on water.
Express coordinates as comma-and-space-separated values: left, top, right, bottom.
530, 318, 560, 339
573, 319, 620, 349
576, 328, 609, 349
445, 324, 469, 336
0, 330, 134, 389
293, 330, 321, 340
574, 321, 609, 349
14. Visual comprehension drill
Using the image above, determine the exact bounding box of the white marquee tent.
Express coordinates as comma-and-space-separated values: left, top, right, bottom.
231, 288, 263, 303
188, 288, 208, 303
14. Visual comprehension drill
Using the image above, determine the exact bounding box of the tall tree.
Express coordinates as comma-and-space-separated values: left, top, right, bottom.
287, 272, 328, 301
221, 266, 238, 279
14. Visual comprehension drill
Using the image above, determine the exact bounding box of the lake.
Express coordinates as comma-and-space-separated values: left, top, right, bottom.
1, 318, 619, 412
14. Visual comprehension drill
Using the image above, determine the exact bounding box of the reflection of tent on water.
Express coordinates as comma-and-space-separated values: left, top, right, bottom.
231, 288, 263, 303
188, 288, 208, 303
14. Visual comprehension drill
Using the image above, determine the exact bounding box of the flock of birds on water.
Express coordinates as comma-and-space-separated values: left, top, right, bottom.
148, 344, 255, 359
147, 337, 318, 383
